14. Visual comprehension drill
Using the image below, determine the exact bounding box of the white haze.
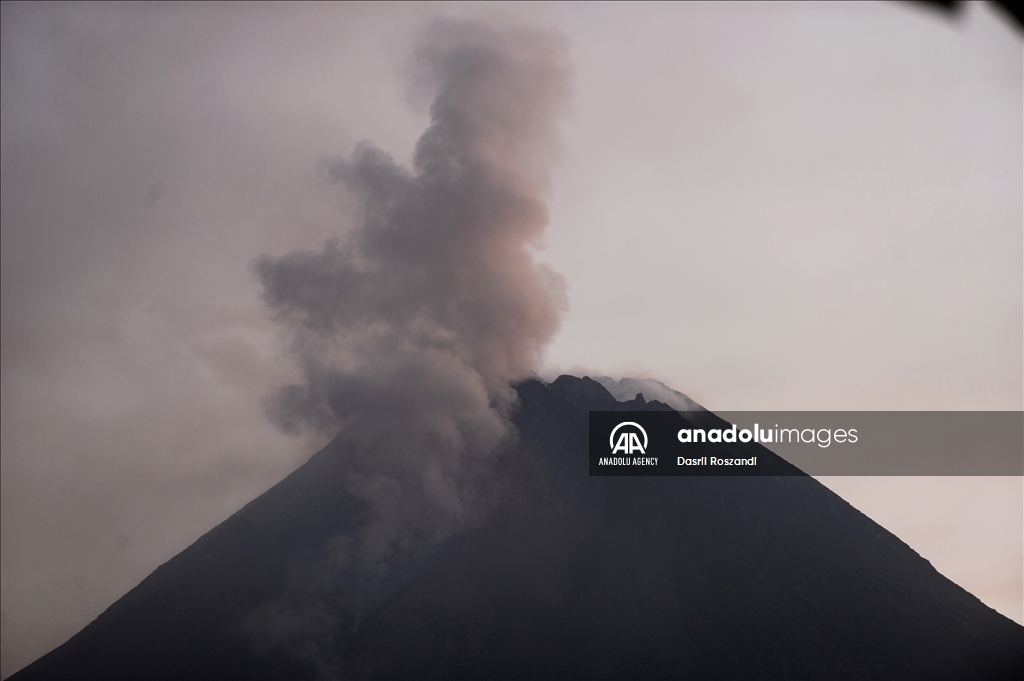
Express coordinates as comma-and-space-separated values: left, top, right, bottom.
2, 2, 1021, 678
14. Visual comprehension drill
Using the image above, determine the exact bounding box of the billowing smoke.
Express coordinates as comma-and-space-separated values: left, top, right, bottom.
247, 18, 571, 674
257, 14, 570, 543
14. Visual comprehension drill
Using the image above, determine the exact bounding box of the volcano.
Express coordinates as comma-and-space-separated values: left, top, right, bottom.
11, 375, 1023, 680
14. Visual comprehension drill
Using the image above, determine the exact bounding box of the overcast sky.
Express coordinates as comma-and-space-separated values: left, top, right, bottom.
1, 2, 1021, 678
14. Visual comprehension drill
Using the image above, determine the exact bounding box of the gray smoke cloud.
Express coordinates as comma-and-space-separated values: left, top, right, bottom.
257, 17, 569, 434
247, 19, 571, 674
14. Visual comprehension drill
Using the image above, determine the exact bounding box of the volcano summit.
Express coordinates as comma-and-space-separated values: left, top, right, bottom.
11, 375, 1023, 680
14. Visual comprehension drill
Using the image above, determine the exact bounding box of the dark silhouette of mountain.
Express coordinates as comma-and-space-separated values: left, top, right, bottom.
11, 376, 1023, 680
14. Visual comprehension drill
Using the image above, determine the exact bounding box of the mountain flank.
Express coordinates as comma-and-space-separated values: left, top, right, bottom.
11, 376, 1023, 680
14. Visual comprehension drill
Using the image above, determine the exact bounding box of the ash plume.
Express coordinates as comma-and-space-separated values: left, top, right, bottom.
248, 18, 571, 673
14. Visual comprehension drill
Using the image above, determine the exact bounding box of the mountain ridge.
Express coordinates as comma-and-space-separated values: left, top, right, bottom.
10, 375, 1022, 680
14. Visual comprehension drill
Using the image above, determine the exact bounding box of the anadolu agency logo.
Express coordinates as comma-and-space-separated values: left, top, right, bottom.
610, 421, 648, 455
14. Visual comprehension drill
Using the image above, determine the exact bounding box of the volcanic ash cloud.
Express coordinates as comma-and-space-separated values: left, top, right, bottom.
253, 17, 571, 605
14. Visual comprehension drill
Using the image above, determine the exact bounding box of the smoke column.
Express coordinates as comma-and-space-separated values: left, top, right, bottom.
247, 19, 571, 675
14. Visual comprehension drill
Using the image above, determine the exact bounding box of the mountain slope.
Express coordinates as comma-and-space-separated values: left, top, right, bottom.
340, 376, 1023, 679
11, 376, 1023, 680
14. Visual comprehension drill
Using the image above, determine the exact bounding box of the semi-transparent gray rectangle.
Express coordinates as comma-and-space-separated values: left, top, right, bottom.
698, 411, 1022, 475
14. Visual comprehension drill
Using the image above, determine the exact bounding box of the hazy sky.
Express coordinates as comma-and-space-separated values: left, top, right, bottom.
1, 2, 1021, 678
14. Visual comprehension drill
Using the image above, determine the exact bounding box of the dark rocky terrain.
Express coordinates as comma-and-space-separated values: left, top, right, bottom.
12, 376, 1023, 680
